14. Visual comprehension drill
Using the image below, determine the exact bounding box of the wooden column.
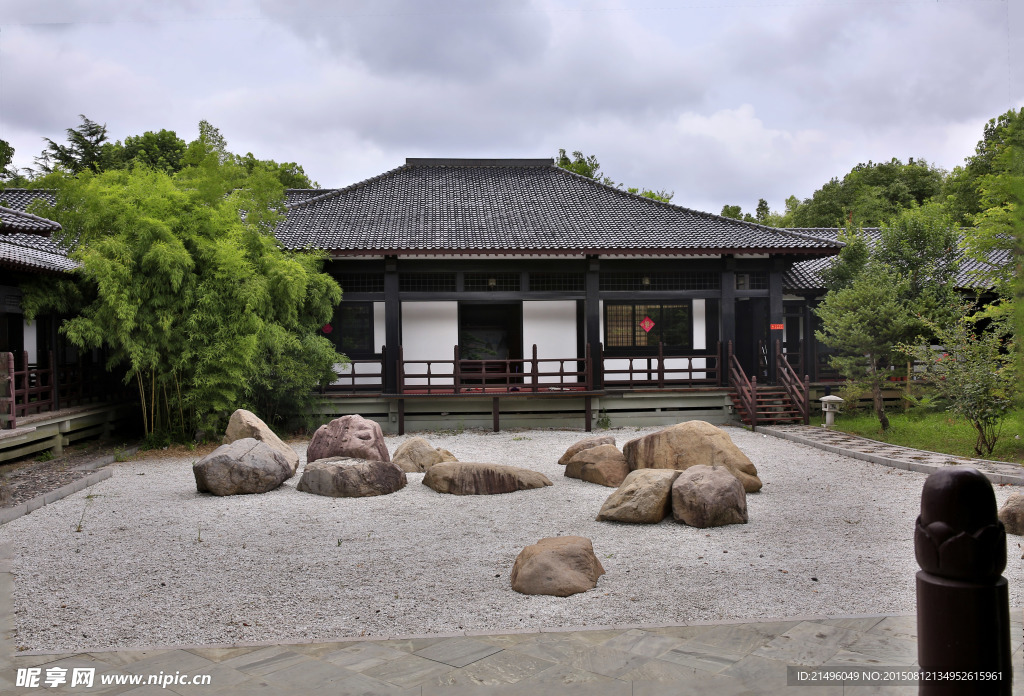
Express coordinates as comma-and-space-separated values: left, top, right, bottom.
768, 262, 784, 385
383, 257, 400, 394
720, 261, 736, 387
585, 256, 602, 389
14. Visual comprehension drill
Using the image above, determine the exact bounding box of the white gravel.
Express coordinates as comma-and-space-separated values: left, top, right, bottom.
3, 426, 1022, 653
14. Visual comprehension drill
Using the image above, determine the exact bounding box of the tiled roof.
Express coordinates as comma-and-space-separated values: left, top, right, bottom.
784, 228, 1006, 292
276, 159, 843, 257
0, 206, 61, 235
0, 191, 76, 274
0, 188, 57, 212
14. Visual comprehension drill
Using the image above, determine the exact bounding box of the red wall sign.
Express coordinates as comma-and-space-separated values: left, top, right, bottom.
770, 323, 784, 330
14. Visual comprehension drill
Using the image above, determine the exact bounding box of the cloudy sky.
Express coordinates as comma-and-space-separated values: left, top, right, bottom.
0, 0, 1020, 215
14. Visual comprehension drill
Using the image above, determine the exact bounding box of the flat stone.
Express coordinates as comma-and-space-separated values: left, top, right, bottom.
423, 462, 552, 495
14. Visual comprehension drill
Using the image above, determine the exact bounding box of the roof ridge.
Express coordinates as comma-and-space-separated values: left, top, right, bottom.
406, 158, 554, 167
283, 164, 411, 211
0, 205, 62, 234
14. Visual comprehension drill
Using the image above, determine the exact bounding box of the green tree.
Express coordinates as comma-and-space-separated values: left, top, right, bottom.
900, 306, 1015, 456
815, 262, 920, 430
755, 198, 770, 223
819, 226, 871, 292
944, 108, 1024, 226
555, 149, 673, 202
24, 148, 343, 439
720, 204, 755, 222
35, 115, 113, 174
108, 129, 188, 173
0, 139, 14, 180
788, 158, 944, 228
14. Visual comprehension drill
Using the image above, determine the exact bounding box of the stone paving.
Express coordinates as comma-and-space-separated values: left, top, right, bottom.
761, 424, 1024, 486
3, 428, 1024, 695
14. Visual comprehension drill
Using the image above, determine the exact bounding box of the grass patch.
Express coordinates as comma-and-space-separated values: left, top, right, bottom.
832, 407, 1024, 465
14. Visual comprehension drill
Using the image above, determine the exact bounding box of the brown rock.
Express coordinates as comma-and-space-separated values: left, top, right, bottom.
597, 469, 682, 523
223, 408, 299, 475
510, 536, 606, 596
623, 421, 762, 493
671, 465, 748, 528
307, 415, 390, 464
193, 439, 292, 496
998, 493, 1024, 535
564, 445, 629, 487
297, 457, 407, 497
436, 448, 458, 463
422, 462, 552, 495
558, 435, 616, 466
392, 437, 446, 473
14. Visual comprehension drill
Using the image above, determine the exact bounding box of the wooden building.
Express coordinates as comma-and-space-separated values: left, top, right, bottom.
275, 158, 843, 432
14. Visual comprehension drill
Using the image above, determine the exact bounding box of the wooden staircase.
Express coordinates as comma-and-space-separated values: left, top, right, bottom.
729, 386, 805, 426
727, 340, 810, 430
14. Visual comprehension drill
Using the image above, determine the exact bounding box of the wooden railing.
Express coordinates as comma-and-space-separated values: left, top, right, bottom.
325, 348, 385, 392
602, 342, 722, 388
728, 341, 758, 431
1, 351, 117, 429
398, 344, 592, 394
775, 339, 810, 425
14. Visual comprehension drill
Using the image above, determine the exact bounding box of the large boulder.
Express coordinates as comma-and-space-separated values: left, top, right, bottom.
297, 457, 407, 498
392, 437, 456, 473
193, 438, 293, 496
558, 435, 616, 466
597, 469, 682, 524
671, 465, 748, 528
564, 445, 629, 488
222, 408, 299, 476
998, 493, 1024, 536
510, 536, 606, 597
307, 415, 390, 464
623, 421, 762, 493
422, 462, 552, 495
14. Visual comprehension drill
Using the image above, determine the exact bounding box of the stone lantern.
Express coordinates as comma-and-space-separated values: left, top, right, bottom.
819, 394, 844, 428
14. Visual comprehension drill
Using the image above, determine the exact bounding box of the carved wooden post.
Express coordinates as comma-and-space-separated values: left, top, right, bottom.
915, 467, 1011, 694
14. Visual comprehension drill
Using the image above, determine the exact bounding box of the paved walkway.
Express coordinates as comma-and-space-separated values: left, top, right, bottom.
760, 424, 1024, 485
3, 428, 1023, 695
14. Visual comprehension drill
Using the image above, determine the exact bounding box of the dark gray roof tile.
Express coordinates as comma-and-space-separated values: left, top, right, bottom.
783, 227, 1005, 292
277, 159, 843, 257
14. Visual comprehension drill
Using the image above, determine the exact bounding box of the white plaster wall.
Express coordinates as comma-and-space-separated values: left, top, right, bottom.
522, 301, 578, 384
23, 320, 37, 364
401, 301, 458, 386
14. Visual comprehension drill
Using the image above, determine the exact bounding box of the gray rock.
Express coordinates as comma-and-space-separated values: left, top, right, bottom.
558, 435, 616, 466
297, 457, 407, 498
564, 444, 629, 487
624, 420, 762, 493
222, 409, 299, 476
597, 469, 682, 524
671, 465, 748, 528
193, 438, 292, 496
510, 536, 606, 596
392, 437, 455, 473
998, 493, 1024, 536
422, 462, 552, 495
307, 415, 389, 464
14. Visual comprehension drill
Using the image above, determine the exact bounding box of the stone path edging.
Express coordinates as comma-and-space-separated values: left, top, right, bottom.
0, 446, 139, 526
759, 425, 1024, 486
